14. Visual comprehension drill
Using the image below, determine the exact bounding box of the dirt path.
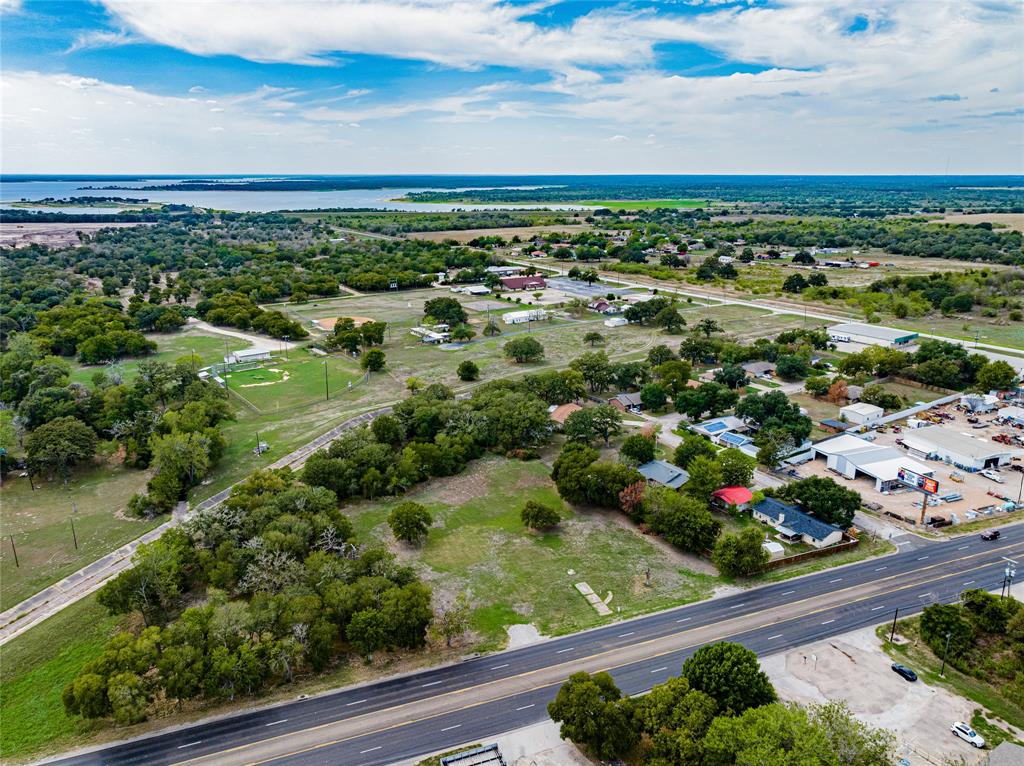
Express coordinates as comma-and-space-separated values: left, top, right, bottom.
185, 318, 302, 350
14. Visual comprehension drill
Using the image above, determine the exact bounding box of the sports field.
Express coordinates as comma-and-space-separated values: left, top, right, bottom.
224, 353, 364, 413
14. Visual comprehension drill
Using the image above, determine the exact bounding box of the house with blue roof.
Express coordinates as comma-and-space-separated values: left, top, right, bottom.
637, 460, 690, 490
752, 497, 844, 549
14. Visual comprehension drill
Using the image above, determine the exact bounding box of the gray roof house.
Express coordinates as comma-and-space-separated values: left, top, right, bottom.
741, 361, 776, 378
637, 460, 690, 490
608, 392, 643, 412
752, 498, 844, 549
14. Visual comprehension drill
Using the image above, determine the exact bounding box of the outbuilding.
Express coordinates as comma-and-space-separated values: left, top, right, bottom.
828, 322, 919, 349
839, 402, 884, 425
997, 405, 1024, 426
900, 427, 1024, 471
604, 317, 628, 328
503, 309, 548, 325
811, 433, 934, 491
224, 348, 272, 365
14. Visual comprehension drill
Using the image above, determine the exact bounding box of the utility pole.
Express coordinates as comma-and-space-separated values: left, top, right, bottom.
255, 430, 261, 455
9, 535, 18, 568
70, 501, 79, 550
889, 607, 900, 643
323, 361, 330, 401
939, 631, 952, 677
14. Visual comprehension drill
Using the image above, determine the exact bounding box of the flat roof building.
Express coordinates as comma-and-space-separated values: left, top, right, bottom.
901, 427, 1024, 471
224, 348, 272, 365
503, 309, 548, 325
828, 322, 919, 349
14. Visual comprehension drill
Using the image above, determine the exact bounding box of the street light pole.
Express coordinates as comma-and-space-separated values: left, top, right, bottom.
940, 631, 952, 677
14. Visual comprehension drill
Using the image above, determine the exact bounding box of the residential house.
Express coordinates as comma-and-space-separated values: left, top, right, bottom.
711, 486, 753, 510
637, 460, 690, 490
741, 361, 776, 379
752, 498, 844, 549
690, 415, 748, 444
608, 392, 643, 413
548, 403, 582, 429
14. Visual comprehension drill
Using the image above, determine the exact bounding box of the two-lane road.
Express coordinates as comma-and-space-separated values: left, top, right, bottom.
43, 524, 1023, 766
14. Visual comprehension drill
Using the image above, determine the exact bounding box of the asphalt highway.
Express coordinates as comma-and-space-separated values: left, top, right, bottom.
42, 523, 1023, 766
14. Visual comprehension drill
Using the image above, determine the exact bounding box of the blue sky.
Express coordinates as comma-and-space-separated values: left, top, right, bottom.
1, 0, 1021, 173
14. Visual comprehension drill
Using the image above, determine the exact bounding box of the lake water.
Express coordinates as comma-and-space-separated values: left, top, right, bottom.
0, 178, 590, 214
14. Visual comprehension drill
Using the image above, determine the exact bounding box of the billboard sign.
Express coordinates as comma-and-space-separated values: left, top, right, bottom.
897, 467, 939, 495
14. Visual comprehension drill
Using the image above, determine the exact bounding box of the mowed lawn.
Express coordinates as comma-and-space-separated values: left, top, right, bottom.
0, 596, 120, 762
224, 354, 364, 413
347, 458, 720, 649
68, 330, 251, 385
0, 464, 161, 611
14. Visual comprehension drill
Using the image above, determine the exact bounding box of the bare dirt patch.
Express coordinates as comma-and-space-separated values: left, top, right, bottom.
929, 212, 1024, 232
0, 221, 149, 249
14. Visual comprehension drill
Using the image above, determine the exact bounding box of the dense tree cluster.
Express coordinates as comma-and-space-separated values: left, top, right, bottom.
64, 470, 434, 723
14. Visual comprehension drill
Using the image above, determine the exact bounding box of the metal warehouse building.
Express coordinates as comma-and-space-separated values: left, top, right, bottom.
900, 427, 1024, 471
828, 322, 919, 349
811, 433, 935, 491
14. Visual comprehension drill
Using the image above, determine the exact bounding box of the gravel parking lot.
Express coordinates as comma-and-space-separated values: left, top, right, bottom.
763, 627, 991, 765
797, 401, 1024, 529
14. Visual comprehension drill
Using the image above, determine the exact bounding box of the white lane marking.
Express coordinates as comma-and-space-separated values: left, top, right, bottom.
422, 680, 443, 687
822, 619, 835, 625
918, 593, 931, 598
918, 556, 929, 560
177, 741, 202, 749
346, 699, 367, 706
441, 724, 462, 732
360, 746, 382, 754
676, 617, 692, 623
556, 647, 574, 654
781, 590, 795, 596
265, 719, 288, 727
618, 632, 635, 637
516, 704, 535, 711
896, 541, 912, 546
875, 566, 888, 571
829, 578, 843, 583
767, 634, 783, 640
491, 664, 509, 670
958, 545, 970, 550
651, 667, 668, 673
728, 603, 747, 609
871, 605, 887, 611
963, 580, 975, 586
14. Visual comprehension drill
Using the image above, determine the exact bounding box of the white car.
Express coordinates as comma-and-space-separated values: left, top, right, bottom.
951, 721, 985, 748
980, 469, 1004, 484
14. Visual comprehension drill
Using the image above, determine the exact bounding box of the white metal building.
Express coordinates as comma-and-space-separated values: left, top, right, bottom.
604, 317, 628, 328
839, 402, 884, 425
224, 348, 272, 365
811, 433, 934, 491
828, 322, 919, 349
900, 427, 1024, 471
503, 309, 548, 325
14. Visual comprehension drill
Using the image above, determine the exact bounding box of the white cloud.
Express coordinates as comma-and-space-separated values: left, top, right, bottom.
66, 28, 138, 53
0, 0, 22, 13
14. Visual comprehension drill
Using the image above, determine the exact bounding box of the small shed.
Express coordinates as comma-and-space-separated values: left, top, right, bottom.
839, 402, 883, 425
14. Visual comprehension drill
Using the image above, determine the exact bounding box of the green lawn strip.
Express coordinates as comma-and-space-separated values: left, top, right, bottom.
0, 596, 118, 761
751, 537, 896, 584
223, 354, 363, 413
345, 458, 720, 650
876, 619, 1024, 735
0, 464, 160, 611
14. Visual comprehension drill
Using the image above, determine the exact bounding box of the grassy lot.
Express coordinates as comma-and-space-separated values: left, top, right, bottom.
68, 330, 249, 385
224, 353, 363, 413
0, 596, 120, 762
878, 618, 1024, 735
0, 463, 160, 611
345, 458, 721, 649
754, 536, 895, 583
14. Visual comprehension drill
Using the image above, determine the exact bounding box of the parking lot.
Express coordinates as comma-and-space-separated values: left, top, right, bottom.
797, 401, 1024, 529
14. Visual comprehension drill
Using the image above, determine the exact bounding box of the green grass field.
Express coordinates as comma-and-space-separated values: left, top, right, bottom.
346, 458, 720, 648
582, 199, 719, 210
0, 464, 161, 611
69, 330, 252, 385
224, 354, 363, 413
0, 596, 120, 761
